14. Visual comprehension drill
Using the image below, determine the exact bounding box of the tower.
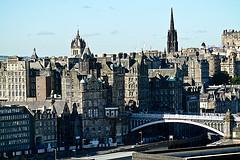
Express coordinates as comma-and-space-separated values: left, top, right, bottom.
167, 8, 178, 53
71, 30, 86, 57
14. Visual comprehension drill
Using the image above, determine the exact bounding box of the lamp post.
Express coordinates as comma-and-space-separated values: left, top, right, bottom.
139, 131, 143, 144
75, 136, 80, 150
53, 148, 57, 160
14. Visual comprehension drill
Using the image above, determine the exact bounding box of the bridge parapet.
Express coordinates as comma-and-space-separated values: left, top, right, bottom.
130, 112, 240, 139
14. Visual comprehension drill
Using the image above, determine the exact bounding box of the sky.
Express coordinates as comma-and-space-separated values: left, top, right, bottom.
0, 0, 240, 57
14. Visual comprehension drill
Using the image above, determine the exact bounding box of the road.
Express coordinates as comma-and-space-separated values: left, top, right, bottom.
68, 151, 133, 160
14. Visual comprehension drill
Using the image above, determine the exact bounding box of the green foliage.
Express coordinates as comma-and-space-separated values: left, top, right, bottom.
212, 71, 230, 85
231, 76, 240, 85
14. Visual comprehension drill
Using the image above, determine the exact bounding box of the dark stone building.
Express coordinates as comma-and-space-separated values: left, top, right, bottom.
58, 102, 82, 148
31, 104, 57, 150
149, 75, 183, 113
183, 86, 200, 113
167, 8, 178, 53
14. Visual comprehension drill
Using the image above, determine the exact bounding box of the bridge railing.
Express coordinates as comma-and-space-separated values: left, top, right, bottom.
131, 113, 225, 121
163, 114, 224, 121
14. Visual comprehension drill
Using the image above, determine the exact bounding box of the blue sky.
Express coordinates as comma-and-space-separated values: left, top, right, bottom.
0, 0, 240, 57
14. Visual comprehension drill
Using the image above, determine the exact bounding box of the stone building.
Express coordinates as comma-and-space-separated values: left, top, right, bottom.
79, 75, 117, 145
100, 58, 130, 144
62, 36, 100, 105
124, 53, 149, 111
61, 68, 84, 105
220, 52, 237, 77
100, 59, 125, 110
0, 105, 34, 156
29, 52, 62, 101
29, 49, 43, 98
167, 8, 178, 53
31, 103, 57, 150
200, 85, 240, 113
183, 86, 200, 113
207, 54, 221, 77
222, 29, 240, 50
0, 61, 7, 102
57, 102, 82, 148
149, 66, 183, 113
188, 58, 209, 86
0, 56, 30, 102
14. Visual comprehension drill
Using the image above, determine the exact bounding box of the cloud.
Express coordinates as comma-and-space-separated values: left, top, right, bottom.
195, 30, 208, 34
109, 6, 115, 10
179, 37, 191, 41
82, 33, 101, 37
110, 30, 119, 35
36, 32, 55, 36
82, 5, 91, 9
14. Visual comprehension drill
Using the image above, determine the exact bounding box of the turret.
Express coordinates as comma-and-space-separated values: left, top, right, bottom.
224, 109, 234, 139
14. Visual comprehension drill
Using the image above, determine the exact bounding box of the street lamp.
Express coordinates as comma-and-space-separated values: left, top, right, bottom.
53, 148, 57, 160
139, 131, 143, 144
75, 136, 80, 150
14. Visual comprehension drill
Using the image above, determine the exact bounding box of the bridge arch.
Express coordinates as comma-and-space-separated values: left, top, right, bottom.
131, 119, 224, 136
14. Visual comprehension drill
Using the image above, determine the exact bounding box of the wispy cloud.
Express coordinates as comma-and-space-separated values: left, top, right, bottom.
36, 32, 55, 36
195, 30, 208, 34
82, 33, 101, 37
179, 37, 191, 41
109, 6, 115, 10
82, 5, 91, 9
110, 30, 119, 35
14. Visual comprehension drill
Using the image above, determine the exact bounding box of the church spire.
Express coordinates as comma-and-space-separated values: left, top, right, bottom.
167, 8, 178, 53
76, 29, 80, 39
170, 8, 175, 30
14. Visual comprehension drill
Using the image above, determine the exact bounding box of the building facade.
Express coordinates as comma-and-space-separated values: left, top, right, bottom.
79, 75, 117, 145
0, 56, 30, 102
32, 104, 57, 150
222, 29, 240, 50
188, 58, 209, 85
0, 105, 34, 156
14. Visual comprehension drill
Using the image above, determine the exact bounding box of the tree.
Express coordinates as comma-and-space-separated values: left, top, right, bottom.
231, 76, 240, 85
212, 71, 230, 85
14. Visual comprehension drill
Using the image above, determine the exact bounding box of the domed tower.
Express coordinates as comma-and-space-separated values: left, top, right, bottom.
71, 30, 86, 57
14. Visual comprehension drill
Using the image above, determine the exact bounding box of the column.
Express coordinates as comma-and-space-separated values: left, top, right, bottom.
223, 109, 234, 139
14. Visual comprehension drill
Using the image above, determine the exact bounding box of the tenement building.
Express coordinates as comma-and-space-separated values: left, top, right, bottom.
149, 65, 183, 113
124, 53, 149, 111
187, 58, 209, 86
57, 102, 82, 148
31, 103, 57, 150
79, 75, 117, 146
1, 56, 30, 102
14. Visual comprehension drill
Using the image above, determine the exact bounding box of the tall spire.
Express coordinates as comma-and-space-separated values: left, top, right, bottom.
76, 29, 80, 39
167, 7, 178, 53
170, 8, 175, 30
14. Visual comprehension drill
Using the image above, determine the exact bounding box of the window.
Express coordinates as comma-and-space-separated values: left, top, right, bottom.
106, 110, 110, 116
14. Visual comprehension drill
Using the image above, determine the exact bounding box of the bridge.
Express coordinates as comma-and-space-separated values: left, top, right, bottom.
130, 110, 240, 139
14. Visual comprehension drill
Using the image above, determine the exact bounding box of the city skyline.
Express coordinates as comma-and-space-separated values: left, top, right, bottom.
0, 0, 240, 57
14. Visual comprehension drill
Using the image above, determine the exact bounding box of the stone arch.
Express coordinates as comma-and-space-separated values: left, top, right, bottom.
131, 119, 224, 136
